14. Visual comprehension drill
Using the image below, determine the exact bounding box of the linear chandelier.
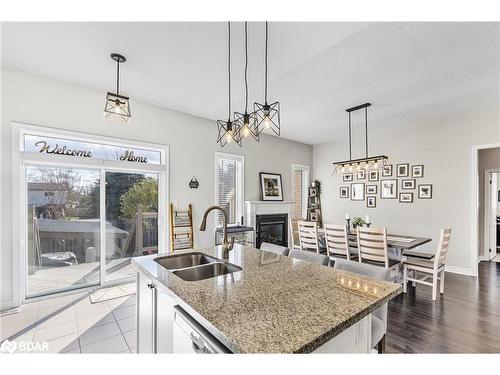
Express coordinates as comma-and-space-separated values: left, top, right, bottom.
332, 103, 388, 175
217, 22, 242, 147
254, 21, 280, 137
104, 53, 131, 123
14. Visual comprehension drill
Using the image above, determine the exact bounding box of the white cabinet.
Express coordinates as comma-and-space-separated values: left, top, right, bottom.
136, 270, 176, 353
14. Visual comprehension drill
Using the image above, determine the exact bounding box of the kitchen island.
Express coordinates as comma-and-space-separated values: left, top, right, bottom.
132, 244, 401, 354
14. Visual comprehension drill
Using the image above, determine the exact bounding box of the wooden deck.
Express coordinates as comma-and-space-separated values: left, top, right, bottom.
27, 258, 136, 297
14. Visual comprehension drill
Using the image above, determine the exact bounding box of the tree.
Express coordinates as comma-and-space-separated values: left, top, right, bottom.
119, 178, 158, 220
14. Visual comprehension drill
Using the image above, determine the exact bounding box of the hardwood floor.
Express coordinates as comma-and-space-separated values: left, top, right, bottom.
386, 260, 500, 353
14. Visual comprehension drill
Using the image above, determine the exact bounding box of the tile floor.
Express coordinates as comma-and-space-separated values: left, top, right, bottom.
0, 284, 137, 354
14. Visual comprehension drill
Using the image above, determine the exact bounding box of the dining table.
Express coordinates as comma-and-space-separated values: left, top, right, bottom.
317, 228, 433, 282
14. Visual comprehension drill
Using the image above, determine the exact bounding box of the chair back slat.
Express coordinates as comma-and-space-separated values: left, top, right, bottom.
324, 223, 349, 258
357, 226, 389, 268
298, 221, 320, 253
435, 227, 452, 267
289, 217, 301, 250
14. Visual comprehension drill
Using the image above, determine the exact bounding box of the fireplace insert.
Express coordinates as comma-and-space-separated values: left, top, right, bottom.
255, 214, 288, 248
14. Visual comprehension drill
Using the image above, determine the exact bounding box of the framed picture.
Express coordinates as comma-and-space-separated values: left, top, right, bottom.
340, 186, 349, 198
382, 164, 393, 177
350, 183, 365, 201
357, 170, 366, 180
418, 184, 433, 199
399, 192, 413, 203
259, 172, 283, 201
343, 173, 353, 182
309, 187, 318, 197
368, 170, 379, 182
366, 184, 377, 194
397, 163, 409, 177
380, 179, 398, 199
412, 165, 424, 178
310, 212, 319, 221
401, 179, 416, 190
367, 196, 376, 208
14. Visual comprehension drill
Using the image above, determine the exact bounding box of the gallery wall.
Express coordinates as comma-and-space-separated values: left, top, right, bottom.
0, 68, 313, 310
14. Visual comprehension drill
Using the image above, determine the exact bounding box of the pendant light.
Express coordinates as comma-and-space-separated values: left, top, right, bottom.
332, 103, 388, 175
104, 53, 131, 122
254, 21, 281, 136
234, 22, 259, 142
217, 22, 242, 147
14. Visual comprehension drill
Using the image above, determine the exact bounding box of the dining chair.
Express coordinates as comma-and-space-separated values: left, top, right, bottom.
333, 258, 391, 353
260, 242, 290, 256
288, 248, 329, 266
298, 220, 320, 254
324, 223, 354, 260
289, 216, 302, 250
403, 227, 452, 301
357, 227, 400, 272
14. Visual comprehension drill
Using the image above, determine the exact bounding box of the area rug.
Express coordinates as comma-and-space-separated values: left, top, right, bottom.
89, 283, 135, 303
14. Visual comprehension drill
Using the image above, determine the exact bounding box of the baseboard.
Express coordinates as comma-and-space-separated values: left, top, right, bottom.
0, 300, 15, 313
445, 265, 474, 276
477, 256, 488, 263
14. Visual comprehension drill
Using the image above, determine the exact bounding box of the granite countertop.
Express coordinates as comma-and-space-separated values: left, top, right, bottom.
132, 245, 401, 353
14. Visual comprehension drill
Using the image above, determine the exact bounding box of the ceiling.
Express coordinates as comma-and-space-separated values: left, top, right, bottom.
2, 22, 499, 145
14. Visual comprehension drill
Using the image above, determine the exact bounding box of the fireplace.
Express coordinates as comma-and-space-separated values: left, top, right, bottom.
256, 214, 288, 249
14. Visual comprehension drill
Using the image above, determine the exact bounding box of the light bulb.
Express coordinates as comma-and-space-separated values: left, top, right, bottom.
341, 166, 346, 173
243, 126, 250, 137
113, 101, 122, 114
263, 116, 271, 129
226, 132, 232, 143
374, 161, 379, 169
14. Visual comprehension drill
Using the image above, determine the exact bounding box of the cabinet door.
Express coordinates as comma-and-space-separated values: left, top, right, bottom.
155, 286, 177, 353
136, 271, 154, 353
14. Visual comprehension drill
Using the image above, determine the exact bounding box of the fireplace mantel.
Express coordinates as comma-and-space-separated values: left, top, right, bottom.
245, 201, 294, 246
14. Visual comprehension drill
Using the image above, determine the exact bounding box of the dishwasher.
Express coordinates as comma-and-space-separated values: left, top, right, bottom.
172, 306, 230, 353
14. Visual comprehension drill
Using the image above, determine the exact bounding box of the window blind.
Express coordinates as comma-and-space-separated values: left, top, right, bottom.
216, 156, 242, 226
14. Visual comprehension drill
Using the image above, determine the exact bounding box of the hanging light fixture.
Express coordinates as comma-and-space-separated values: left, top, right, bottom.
254, 21, 281, 136
332, 103, 388, 175
217, 22, 242, 147
234, 22, 259, 142
104, 53, 131, 122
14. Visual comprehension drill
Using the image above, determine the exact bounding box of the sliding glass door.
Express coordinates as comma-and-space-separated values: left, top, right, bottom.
26, 166, 101, 298
104, 172, 159, 282
17, 124, 168, 301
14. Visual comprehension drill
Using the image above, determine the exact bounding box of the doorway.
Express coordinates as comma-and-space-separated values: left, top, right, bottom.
484, 171, 500, 262
13, 123, 168, 302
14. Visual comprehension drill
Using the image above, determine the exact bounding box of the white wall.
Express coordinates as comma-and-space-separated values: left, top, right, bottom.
0, 68, 313, 310
314, 106, 500, 275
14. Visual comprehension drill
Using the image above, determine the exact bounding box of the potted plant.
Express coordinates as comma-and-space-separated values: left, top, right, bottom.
352, 217, 365, 229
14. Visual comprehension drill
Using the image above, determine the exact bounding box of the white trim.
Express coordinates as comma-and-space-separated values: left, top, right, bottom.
472, 142, 500, 278
214, 152, 245, 227
291, 164, 310, 219
445, 265, 474, 276
11, 122, 169, 306
483, 168, 500, 261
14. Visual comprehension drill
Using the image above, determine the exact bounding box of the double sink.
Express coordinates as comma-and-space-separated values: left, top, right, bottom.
154, 252, 242, 281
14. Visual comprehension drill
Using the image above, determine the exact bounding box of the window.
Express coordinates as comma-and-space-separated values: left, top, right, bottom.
215, 153, 244, 226
292, 164, 310, 219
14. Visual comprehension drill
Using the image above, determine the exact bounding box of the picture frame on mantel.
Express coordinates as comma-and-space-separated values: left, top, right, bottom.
259, 172, 283, 201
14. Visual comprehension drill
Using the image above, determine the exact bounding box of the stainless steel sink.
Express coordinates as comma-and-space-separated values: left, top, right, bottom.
172, 262, 243, 282
154, 252, 221, 270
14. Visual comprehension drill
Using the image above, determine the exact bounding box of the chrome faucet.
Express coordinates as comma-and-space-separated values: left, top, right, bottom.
199, 205, 234, 260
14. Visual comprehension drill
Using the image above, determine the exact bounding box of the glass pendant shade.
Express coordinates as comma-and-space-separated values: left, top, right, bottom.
217, 119, 242, 147
104, 92, 131, 122
254, 101, 280, 136
233, 111, 259, 141
332, 155, 389, 175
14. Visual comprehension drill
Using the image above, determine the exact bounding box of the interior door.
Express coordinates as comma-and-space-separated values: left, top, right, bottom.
488, 173, 498, 260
